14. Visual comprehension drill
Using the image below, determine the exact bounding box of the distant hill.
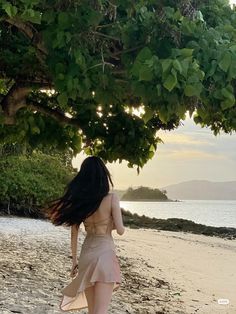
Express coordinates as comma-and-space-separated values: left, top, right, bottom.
162, 180, 236, 200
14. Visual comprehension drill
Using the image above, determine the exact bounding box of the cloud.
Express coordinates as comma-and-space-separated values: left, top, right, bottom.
159, 149, 226, 160
158, 133, 213, 146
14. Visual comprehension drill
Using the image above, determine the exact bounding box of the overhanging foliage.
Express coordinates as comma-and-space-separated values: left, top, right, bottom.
0, 0, 236, 171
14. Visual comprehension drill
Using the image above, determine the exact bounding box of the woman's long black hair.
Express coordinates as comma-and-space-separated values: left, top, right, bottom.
44, 156, 114, 227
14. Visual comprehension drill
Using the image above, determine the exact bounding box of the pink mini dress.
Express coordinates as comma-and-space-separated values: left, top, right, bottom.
60, 215, 121, 311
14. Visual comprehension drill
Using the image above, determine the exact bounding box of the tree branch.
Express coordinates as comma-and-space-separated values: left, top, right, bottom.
19, 80, 53, 89
110, 44, 144, 57
5, 18, 47, 56
1, 75, 124, 127
1, 83, 31, 117
91, 31, 120, 42
28, 102, 81, 128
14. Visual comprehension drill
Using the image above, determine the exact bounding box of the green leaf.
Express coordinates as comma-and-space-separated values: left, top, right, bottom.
87, 10, 102, 26
149, 144, 156, 152
31, 126, 41, 134
219, 52, 232, 73
221, 86, 234, 97
33, 11, 42, 24
21, 9, 42, 24
3, 3, 18, 17
220, 87, 235, 110
221, 99, 235, 110
74, 50, 85, 68
229, 45, 236, 53
173, 10, 183, 21
58, 73, 64, 80
65, 32, 72, 43
180, 59, 190, 78
28, 9, 35, 17
55, 63, 66, 74
180, 48, 194, 57
228, 59, 236, 80
187, 73, 201, 83
161, 59, 172, 74
72, 136, 82, 152
197, 108, 207, 119
184, 83, 202, 97
173, 59, 182, 73
163, 74, 177, 91
136, 47, 153, 63
58, 12, 70, 27
158, 108, 169, 123
148, 150, 155, 158
42, 10, 55, 23
144, 58, 154, 68
143, 107, 154, 123
131, 61, 140, 77
139, 66, 153, 81
57, 93, 68, 106
195, 10, 204, 22
176, 104, 186, 119
67, 76, 74, 92
206, 60, 217, 78
70, 89, 77, 101
156, 84, 162, 96
164, 7, 175, 18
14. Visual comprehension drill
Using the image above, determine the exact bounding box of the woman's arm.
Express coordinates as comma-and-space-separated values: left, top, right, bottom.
70, 224, 79, 276
111, 193, 125, 235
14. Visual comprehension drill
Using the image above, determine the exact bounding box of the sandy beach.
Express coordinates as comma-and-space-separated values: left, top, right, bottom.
0, 217, 236, 314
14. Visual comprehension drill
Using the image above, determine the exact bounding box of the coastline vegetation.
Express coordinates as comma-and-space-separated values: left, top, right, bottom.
121, 209, 236, 240
0, 145, 75, 218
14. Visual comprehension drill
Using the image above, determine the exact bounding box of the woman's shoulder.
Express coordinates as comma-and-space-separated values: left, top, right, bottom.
107, 191, 118, 197
107, 192, 120, 202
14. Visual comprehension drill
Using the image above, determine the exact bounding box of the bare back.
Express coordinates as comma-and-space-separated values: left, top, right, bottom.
83, 193, 125, 235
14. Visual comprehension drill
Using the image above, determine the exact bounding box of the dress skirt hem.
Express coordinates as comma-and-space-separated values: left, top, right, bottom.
60, 281, 121, 312
60, 234, 121, 312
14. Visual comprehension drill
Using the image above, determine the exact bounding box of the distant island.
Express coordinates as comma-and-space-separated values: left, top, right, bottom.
121, 186, 173, 201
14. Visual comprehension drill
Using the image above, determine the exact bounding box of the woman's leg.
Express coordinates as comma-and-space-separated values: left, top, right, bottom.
93, 282, 114, 314
85, 285, 95, 314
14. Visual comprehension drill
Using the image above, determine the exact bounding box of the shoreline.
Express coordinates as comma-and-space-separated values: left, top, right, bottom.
1, 211, 236, 240
1, 217, 236, 313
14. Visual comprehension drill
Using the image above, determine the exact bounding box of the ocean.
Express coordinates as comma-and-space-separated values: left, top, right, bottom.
120, 199, 236, 228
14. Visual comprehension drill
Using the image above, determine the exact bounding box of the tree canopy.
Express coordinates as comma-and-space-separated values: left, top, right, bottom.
0, 0, 236, 171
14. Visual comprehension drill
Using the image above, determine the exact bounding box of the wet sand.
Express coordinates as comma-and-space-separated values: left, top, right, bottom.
0, 217, 235, 313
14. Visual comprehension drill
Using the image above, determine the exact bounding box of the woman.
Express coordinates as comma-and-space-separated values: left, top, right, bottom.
45, 156, 125, 314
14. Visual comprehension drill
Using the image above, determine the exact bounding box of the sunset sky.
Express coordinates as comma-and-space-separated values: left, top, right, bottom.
73, 115, 236, 190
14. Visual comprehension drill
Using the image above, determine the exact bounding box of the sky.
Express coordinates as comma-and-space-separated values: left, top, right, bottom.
73, 2, 236, 190
72, 116, 236, 190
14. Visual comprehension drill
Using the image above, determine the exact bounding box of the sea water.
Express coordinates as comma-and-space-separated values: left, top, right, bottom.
120, 199, 236, 228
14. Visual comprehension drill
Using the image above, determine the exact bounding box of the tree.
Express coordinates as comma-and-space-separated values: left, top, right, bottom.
1, 0, 236, 172
0, 150, 74, 217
